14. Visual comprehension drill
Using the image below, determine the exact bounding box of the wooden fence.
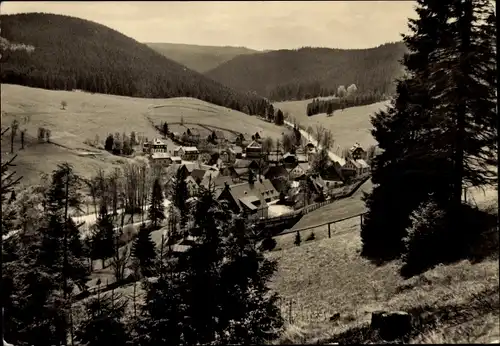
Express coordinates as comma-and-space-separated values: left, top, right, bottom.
276, 210, 368, 238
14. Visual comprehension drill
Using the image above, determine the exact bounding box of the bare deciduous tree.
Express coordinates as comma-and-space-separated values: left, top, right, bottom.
110, 243, 132, 282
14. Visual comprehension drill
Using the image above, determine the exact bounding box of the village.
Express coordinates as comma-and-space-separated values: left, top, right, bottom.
141, 122, 373, 220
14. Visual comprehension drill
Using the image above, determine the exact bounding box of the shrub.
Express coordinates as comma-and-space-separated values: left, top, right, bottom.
306, 232, 316, 241
260, 235, 277, 251
294, 231, 301, 246
400, 198, 449, 278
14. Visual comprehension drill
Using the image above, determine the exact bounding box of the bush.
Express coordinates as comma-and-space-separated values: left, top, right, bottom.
294, 231, 301, 246
400, 199, 449, 278
260, 235, 277, 251
401, 199, 498, 278
306, 232, 316, 241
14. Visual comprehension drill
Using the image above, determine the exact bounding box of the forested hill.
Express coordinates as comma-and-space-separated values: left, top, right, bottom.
145, 42, 259, 73
206, 43, 408, 101
0, 13, 272, 115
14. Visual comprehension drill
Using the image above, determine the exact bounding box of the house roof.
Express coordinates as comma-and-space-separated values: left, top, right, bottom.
229, 146, 243, 154
217, 181, 269, 212
267, 154, 282, 162
296, 154, 308, 162
293, 163, 311, 172
234, 168, 249, 176
347, 159, 362, 169
151, 152, 171, 159
152, 138, 168, 146
171, 156, 182, 162
355, 159, 370, 168
246, 140, 262, 149
183, 146, 199, 152
191, 169, 208, 182
201, 174, 233, 190
350, 142, 364, 152
234, 159, 251, 168
188, 128, 201, 136
184, 176, 199, 186
264, 165, 289, 179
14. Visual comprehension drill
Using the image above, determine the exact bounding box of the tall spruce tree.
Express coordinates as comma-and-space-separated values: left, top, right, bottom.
90, 204, 115, 269
361, 0, 497, 262
134, 185, 283, 345
75, 292, 130, 346
172, 168, 189, 230
148, 178, 165, 229
132, 224, 157, 278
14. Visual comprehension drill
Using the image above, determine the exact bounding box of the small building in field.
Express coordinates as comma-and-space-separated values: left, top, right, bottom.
343, 158, 370, 176
174, 146, 199, 161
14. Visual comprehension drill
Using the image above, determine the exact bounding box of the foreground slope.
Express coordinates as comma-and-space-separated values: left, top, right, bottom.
145, 42, 259, 73
206, 43, 407, 101
1, 84, 288, 185
0, 13, 271, 114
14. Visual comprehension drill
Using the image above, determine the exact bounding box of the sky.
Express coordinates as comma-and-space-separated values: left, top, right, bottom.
1, 1, 418, 50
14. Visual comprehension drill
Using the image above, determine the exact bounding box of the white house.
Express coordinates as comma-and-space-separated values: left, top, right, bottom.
150, 152, 172, 166
174, 146, 199, 161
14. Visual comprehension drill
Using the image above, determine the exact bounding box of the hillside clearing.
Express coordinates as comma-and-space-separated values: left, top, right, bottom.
1, 84, 287, 184
275, 99, 391, 150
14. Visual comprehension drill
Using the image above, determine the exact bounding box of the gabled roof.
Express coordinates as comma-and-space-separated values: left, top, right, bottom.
234, 159, 251, 168
152, 138, 168, 146
183, 146, 199, 152
201, 174, 233, 190
218, 181, 269, 212
296, 154, 308, 163
191, 169, 208, 183
171, 156, 182, 162
184, 176, 198, 186
246, 140, 262, 149
350, 142, 364, 152
355, 159, 370, 169
228, 146, 243, 154
151, 152, 171, 159
347, 159, 362, 169
264, 165, 289, 179
292, 163, 311, 173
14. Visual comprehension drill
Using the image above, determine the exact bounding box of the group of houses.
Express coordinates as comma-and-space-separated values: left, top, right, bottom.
142, 134, 373, 219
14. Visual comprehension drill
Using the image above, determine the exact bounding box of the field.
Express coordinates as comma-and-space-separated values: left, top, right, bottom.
274, 98, 391, 150
1, 84, 287, 185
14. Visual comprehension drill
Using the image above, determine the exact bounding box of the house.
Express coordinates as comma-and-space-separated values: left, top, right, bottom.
143, 138, 168, 154
350, 143, 366, 160
343, 159, 370, 176
321, 162, 344, 182
263, 165, 290, 194
234, 133, 246, 146
228, 146, 243, 160
150, 152, 172, 166
187, 128, 201, 142
245, 140, 263, 159
174, 146, 199, 161
267, 150, 283, 165
216, 178, 278, 218
190, 169, 209, 184
355, 159, 370, 175
184, 176, 199, 197
200, 174, 234, 190
289, 163, 311, 180
171, 156, 182, 164
220, 166, 241, 181
216, 181, 269, 218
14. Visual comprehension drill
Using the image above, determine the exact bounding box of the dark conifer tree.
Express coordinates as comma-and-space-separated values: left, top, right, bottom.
148, 178, 165, 229
132, 224, 157, 278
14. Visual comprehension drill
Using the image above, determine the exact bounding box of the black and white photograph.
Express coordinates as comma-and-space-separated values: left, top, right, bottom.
0, 1, 498, 345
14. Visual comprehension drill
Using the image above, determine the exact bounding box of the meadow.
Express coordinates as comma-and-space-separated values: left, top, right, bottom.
1, 84, 287, 185
274, 98, 391, 150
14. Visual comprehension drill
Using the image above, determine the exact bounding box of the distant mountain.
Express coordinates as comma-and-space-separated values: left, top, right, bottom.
0, 13, 273, 115
145, 42, 259, 73
206, 43, 408, 101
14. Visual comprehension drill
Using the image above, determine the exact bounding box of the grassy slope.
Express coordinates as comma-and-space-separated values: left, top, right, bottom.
145, 42, 259, 73
276, 98, 390, 150
269, 220, 499, 344
1, 84, 288, 185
